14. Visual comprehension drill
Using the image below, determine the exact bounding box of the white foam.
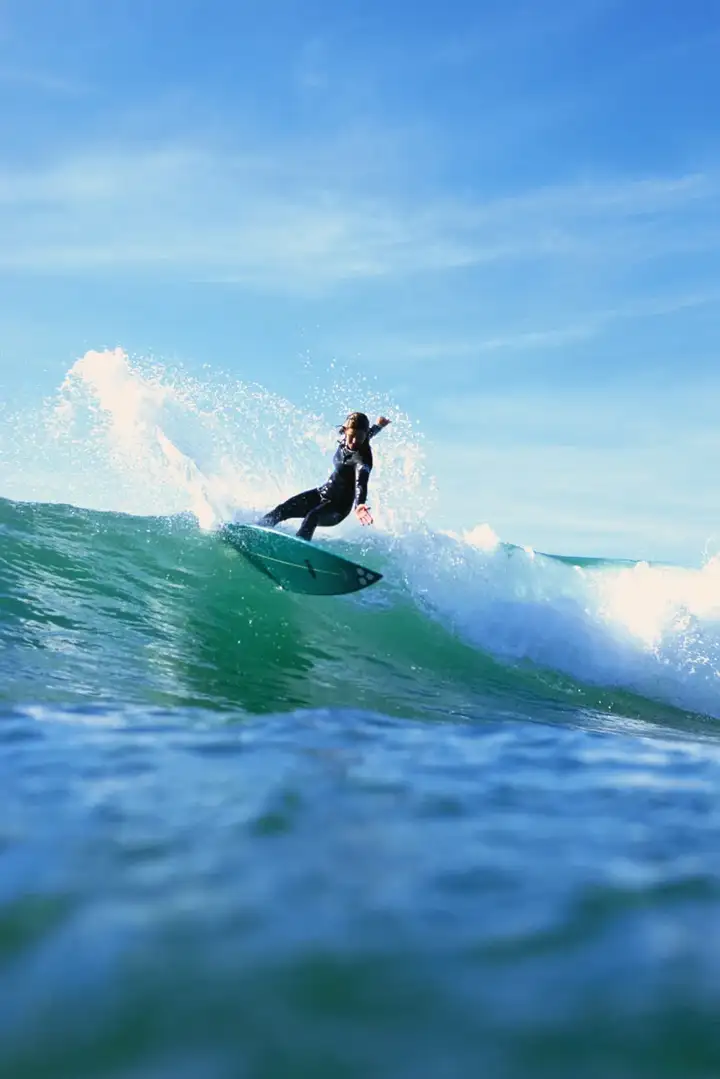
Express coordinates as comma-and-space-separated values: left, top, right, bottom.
395, 526, 720, 719
441, 522, 501, 551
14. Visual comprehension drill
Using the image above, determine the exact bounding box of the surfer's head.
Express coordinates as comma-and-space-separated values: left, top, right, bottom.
341, 412, 370, 449
340, 411, 370, 450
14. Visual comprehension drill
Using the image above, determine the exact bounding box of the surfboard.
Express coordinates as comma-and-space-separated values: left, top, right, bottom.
222, 524, 383, 596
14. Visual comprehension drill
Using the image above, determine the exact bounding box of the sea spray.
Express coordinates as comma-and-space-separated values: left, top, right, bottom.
1, 348, 432, 533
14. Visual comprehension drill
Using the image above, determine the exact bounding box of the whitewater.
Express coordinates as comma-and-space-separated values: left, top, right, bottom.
2, 349, 720, 1079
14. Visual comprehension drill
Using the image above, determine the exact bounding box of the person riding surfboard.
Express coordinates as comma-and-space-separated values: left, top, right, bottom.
258, 412, 391, 542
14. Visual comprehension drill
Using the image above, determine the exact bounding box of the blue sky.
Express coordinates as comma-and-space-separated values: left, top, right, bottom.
1, 0, 719, 562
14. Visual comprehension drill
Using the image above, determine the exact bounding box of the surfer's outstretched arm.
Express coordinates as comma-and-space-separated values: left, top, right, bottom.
354, 463, 372, 523
368, 416, 391, 440
354, 417, 390, 526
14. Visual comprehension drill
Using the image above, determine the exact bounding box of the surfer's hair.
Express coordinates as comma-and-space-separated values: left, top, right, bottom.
340, 411, 370, 434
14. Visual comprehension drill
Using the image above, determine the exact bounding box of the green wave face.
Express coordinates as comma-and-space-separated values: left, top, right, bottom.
2, 496, 718, 733
0, 497, 510, 721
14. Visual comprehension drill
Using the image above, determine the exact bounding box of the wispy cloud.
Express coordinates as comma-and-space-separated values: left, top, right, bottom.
359, 289, 720, 365
0, 64, 86, 94
0, 137, 718, 292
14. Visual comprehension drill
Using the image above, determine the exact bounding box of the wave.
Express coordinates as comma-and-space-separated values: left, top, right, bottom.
2, 350, 720, 726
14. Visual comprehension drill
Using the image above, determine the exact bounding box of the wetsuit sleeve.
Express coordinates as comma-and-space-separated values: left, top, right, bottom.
354, 444, 373, 506
367, 424, 383, 440
355, 463, 371, 506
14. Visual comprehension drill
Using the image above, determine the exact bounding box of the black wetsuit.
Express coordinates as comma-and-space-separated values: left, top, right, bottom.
260, 424, 383, 541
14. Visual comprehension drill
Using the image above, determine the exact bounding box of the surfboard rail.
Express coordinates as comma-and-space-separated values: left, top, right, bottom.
222, 524, 383, 596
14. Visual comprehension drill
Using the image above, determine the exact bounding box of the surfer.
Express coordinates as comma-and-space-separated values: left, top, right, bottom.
258, 412, 391, 541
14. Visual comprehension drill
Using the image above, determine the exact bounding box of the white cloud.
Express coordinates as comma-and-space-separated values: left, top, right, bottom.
0, 138, 717, 292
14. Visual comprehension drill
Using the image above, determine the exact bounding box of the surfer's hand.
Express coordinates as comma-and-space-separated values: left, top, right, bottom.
355, 505, 373, 526
376, 416, 391, 428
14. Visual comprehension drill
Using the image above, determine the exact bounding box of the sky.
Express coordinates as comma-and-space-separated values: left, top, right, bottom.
1, 0, 719, 562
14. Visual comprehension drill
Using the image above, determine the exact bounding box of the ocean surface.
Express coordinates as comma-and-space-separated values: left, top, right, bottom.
3, 350, 720, 1078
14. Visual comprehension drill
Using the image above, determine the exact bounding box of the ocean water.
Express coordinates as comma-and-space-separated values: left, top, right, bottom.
2, 350, 720, 1078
